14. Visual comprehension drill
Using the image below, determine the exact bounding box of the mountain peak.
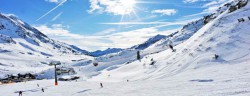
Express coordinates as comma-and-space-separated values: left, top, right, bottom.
131, 34, 167, 50
90, 48, 123, 57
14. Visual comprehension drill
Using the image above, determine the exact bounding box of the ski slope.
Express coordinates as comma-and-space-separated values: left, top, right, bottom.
1, 0, 250, 96
0, 61, 249, 96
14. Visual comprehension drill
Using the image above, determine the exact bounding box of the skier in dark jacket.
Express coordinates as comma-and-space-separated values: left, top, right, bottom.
42, 88, 44, 92
19, 91, 22, 96
169, 44, 175, 52
100, 83, 103, 88
167, 40, 175, 52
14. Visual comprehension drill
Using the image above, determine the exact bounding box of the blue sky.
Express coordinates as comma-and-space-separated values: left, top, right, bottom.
0, 0, 230, 51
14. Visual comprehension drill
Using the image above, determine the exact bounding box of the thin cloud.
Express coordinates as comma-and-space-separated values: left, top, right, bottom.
183, 0, 207, 3
88, 0, 136, 15
45, 0, 61, 3
51, 12, 63, 21
34, 24, 80, 38
34, 17, 198, 51
182, 0, 233, 18
183, 11, 209, 18
151, 9, 177, 16
45, 0, 70, 4
36, 0, 67, 21
99, 19, 192, 26
34, 24, 178, 51
95, 28, 117, 35
203, 1, 220, 7
100, 22, 172, 25
203, 0, 233, 13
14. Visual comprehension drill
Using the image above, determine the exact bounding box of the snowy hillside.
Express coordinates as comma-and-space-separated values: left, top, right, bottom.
0, 13, 86, 55
71, 34, 174, 78
87, 0, 250, 81
89, 0, 250, 81
70, 0, 250, 80
0, 13, 92, 77
1, 0, 250, 96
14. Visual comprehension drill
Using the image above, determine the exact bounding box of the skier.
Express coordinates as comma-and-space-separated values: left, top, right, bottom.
167, 40, 175, 52
41, 88, 44, 92
37, 84, 39, 87
127, 80, 129, 82
18, 91, 22, 96
167, 39, 175, 52
214, 54, 219, 60
100, 83, 103, 88
169, 44, 175, 52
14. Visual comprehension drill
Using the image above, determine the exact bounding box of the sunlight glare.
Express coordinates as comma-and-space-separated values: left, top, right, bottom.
118, 0, 136, 15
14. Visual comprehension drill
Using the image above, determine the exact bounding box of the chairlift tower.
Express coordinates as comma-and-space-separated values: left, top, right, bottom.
49, 61, 61, 86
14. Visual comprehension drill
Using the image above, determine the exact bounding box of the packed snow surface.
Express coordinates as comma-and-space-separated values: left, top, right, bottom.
1, 0, 250, 96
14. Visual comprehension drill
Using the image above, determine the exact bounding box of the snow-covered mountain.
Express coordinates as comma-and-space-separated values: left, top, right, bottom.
1, 0, 250, 95
0, 13, 91, 77
76, 34, 167, 57
131, 34, 167, 50
90, 48, 123, 57
69, 45, 90, 55
69, 46, 124, 57
72, 34, 168, 57
0, 13, 84, 54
